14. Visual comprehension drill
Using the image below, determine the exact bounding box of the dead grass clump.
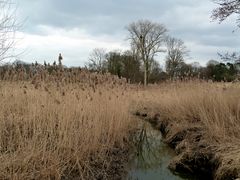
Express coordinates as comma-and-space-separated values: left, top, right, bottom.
214, 144, 240, 180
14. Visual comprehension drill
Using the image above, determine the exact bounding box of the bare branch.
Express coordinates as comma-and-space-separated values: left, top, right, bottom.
87, 48, 107, 73
126, 19, 167, 85
0, 0, 19, 62
212, 0, 240, 27
165, 36, 189, 78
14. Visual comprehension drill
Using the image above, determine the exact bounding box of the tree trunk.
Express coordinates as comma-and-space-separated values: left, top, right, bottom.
146, 60, 149, 85
144, 61, 147, 86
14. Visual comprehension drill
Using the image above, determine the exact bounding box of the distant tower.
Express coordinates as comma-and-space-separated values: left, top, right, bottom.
58, 53, 63, 66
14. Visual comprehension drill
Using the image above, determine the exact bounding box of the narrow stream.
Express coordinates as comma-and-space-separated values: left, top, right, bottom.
127, 122, 194, 180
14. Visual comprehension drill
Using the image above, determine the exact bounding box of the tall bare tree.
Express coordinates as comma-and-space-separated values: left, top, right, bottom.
0, 0, 18, 62
127, 20, 167, 86
165, 36, 189, 78
87, 48, 107, 73
212, 0, 240, 27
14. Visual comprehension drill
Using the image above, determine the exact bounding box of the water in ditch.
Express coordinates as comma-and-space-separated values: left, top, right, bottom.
127, 122, 194, 180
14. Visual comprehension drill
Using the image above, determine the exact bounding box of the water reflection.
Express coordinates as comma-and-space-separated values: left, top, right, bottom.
128, 123, 190, 180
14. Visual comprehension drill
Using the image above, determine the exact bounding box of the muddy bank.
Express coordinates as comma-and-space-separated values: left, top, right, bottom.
135, 109, 240, 180
61, 142, 131, 180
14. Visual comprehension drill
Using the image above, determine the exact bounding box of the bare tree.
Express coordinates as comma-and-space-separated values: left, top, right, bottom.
165, 36, 189, 78
0, 0, 18, 62
212, 0, 240, 26
218, 51, 240, 63
87, 48, 107, 73
127, 20, 167, 86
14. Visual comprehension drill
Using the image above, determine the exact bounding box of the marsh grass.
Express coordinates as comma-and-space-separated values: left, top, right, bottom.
135, 81, 240, 143
133, 81, 240, 178
1, 65, 240, 179
0, 79, 136, 179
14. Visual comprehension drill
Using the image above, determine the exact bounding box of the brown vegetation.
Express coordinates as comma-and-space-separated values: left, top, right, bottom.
1, 64, 240, 180
134, 81, 240, 179
0, 69, 136, 179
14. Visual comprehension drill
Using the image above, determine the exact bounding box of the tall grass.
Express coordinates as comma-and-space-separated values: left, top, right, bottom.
134, 81, 240, 179
136, 81, 240, 143
1, 65, 240, 179
0, 80, 135, 179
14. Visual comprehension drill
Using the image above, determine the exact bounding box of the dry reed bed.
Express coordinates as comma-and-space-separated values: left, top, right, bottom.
134, 81, 240, 179
0, 80, 136, 179
0, 65, 128, 86
137, 82, 240, 142
2, 73, 240, 179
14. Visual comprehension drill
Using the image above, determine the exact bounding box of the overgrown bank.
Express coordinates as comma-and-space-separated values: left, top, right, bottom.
134, 82, 240, 180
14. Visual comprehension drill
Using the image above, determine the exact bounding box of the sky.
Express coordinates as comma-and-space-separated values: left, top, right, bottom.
13, 0, 240, 67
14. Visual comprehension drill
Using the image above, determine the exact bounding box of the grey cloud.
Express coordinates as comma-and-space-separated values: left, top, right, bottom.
15, 0, 240, 65
18, 0, 206, 35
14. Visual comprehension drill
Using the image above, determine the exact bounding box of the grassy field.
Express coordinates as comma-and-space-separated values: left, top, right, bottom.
1, 67, 240, 179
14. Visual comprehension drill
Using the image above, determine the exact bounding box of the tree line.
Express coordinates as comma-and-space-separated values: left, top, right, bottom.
86, 48, 240, 83
1, 0, 240, 84
86, 19, 240, 84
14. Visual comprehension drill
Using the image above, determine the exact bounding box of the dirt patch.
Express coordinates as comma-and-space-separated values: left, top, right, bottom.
135, 110, 240, 180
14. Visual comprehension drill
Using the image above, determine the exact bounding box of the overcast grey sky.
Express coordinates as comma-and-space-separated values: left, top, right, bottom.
15, 0, 240, 67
